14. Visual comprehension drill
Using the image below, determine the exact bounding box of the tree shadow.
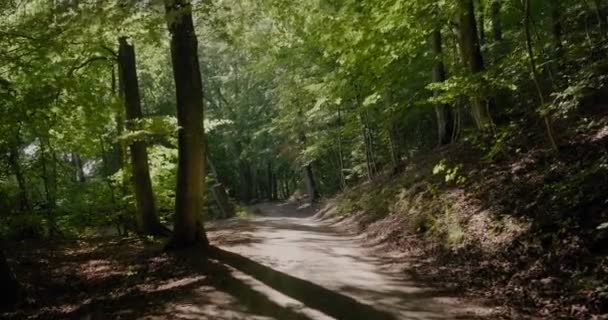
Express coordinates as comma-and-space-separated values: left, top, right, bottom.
210, 246, 398, 320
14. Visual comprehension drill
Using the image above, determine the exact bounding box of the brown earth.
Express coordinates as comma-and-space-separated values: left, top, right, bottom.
2, 202, 507, 319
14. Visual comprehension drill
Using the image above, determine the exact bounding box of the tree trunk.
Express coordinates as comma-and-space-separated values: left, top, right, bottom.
238, 159, 252, 202
524, 0, 559, 152
40, 138, 58, 237
361, 117, 378, 180
430, 29, 455, 145
477, 0, 486, 46
8, 145, 29, 212
73, 154, 86, 183
490, 0, 502, 42
551, 1, 563, 52
304, 163, 318, 203
118, 37, 166, 236
164, 0, 209, 249
458, 0, 494, 130
336, 104, 346, 190
272, 172, 278, 200
0, 250, 18, 310
206, 146, 234, 217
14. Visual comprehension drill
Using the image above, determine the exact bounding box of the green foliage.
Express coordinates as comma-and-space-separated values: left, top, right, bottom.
1, 0, 607, 238
432, 160, 466, 185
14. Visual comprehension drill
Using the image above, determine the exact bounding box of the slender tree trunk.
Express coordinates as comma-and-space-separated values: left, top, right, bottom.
490, 0, 502, 42
164, 0, 209, 248
40, 138, 58, 237
336, 105, 346, 190
360, 116, 378, 180
118, 37, 166, 236
267, 161, 273, 200
431, 29, 455, 145
272, 172, 278, 200
73, 154, 86, 183
283, 172, 290, 199
98, 136, 118, 213
524, 0, 559, 152
8, 145, 29, 211
387, 125, 398, 169
238, 159, 252, 202
458, 0, 494, 130
206, 142, 234, 217
298, 110, 319, 202
303, 163, 318, 203
0, 250, 18, 310
477, 0, 486, 46
551, 1, 563, 53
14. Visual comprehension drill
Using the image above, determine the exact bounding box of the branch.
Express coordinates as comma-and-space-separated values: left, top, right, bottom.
100, 44, 118, 60
68, 56, 111, 76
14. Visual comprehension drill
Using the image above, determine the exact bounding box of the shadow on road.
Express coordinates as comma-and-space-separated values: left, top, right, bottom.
210, 246, 398, 320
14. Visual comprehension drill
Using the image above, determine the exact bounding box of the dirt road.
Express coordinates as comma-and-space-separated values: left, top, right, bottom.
196, 202, 497, 320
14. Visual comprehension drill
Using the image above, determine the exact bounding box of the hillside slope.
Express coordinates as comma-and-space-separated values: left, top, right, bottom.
315, 115, 608, 319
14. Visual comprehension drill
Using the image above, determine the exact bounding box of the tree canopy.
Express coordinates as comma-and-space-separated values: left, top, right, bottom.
1, 0, 607, 236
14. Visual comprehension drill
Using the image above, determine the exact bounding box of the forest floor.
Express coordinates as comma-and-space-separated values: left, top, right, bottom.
2, 202, 508, 320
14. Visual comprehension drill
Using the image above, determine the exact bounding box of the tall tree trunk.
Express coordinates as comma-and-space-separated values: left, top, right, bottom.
430, 29, 455, 145
8, 145, 29, 212
360, 113, 378, 180
477, 0, 486, 46
0, 250, 18, 310
73, 154, 86, 183
238, 159, 252, 202
458, 0, 494, 130
40, 138, 58, 237
272, 172, 278, 200
118, 37, 166, 236
490, 0, 502, 42
336, 104, 346, 190
115, 63, 130, 198
303, 163, 318, 203
362, 124, 374, 180
267, 161, 273, 200
524, 0, 559, 152
551, 1, 563, 52
164, 0, 209, 248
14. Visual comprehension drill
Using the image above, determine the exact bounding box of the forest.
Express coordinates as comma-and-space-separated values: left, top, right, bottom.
1, 0, 608, 319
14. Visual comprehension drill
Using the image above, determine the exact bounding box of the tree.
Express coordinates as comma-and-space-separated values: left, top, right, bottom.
118, 37, 167, 236
430, 29, 454, 145
490, 0, 502, 42
164, 0, 209, 248
523, 0, 559, 151
458, 0, 494, 130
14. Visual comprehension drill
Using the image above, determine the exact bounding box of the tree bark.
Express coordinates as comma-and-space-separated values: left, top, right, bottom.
118, 37, 166, 236
8, 145, 29, 212
238, 159, 252, 202
477, 0, 486, 46
524, 0, 559, 151
551, 1, 563, 52
336, 104, 346, 190
458, 0, 494, 130
73, 154, 86, 183
430, 29, 455, 145
0, 250, 18, 310
164, 0, 209, 249
304, 163, 318, 203
490, 0, 502, 42
40, 138, 59, 237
